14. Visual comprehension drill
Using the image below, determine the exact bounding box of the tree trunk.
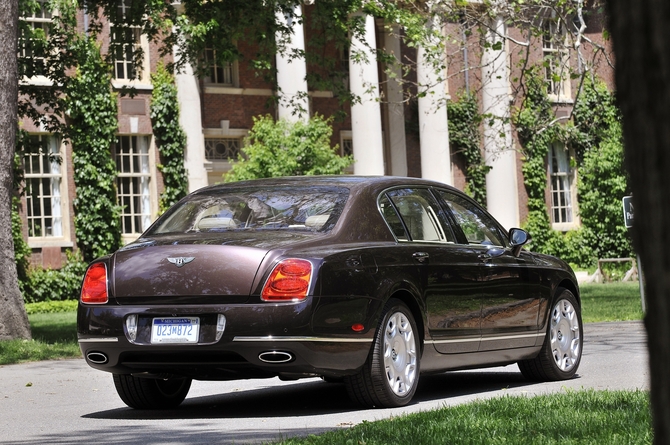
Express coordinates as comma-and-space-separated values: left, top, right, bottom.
0, 0, 31, 341
608, 0, 670, 442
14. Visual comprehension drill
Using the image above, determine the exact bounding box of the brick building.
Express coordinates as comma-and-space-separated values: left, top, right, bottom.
18, 1, 613, 269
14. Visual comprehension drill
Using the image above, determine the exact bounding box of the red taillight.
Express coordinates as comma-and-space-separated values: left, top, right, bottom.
81, 263, 109, 304
261, 259, 313, 301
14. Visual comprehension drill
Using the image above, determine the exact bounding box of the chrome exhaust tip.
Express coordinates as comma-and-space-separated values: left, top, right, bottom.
258, 351, 294, 364
87, 352, 109, 364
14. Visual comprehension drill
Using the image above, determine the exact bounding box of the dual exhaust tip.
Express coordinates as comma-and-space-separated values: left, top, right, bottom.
88, 350, 294, 365
87, 352, 109, 364
258, 351, 294, 364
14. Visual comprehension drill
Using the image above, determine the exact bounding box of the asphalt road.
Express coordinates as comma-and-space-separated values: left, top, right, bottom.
0, 321, 648, 445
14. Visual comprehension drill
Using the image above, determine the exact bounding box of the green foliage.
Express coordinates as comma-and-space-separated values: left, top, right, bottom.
151, 64, 189, 213
513, 69, 630, 268
572, 80, 632, 261
447, 93, 489, 204
513, 67, 568, 258
66, 37, 122, 262
12, 197, 31, 284
25, 300, 78, 315
21, 252, 88, 303
225, 115, 353, 182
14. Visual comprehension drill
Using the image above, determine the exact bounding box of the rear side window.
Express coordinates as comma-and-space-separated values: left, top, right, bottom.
148, 186, 349, 235
381, 188, 455, 243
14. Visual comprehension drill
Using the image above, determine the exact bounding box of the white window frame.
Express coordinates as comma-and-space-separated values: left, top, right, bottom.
340, 130, 354, 174
19, 0, 53, 85
542, 19, 572, 103
24, 134, 72, 248
203, 48, 239, 87
548, 142, 579, 230
203, 127, 248, 185
113, 135, 157, 242
110, 0, 151, 87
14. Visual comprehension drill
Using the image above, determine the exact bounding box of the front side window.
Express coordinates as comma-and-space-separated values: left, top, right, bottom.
384, 188, 455, 243
24, 135, 63, 238
437, 190, 506, 247
148, 187, 349, 235
549, 142, 575, 226
114, 135, 152, 235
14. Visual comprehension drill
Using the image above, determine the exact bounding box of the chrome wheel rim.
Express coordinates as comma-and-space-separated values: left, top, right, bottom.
550, 299, 581, 372
383, 311, 417, 396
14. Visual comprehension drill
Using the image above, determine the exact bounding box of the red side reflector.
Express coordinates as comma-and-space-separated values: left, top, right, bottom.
81, 263, 109, 304
262, 259, 312, 301
352, 323, 365, 332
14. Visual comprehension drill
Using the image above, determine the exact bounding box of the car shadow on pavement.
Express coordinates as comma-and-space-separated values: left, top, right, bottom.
83, 369, 542, 420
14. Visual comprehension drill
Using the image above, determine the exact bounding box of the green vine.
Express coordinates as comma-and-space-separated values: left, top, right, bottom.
150, 64, 189, 213
447, 93, 489, 204
66, 37, 122, 262
514, 68, 631, 268
513, 66, 572, 259
572, 79, 632, 261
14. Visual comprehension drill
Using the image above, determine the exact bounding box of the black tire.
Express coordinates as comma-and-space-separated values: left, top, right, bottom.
344, 299, 420, 408
518, 288, 583, 381
113, 374, 192, 409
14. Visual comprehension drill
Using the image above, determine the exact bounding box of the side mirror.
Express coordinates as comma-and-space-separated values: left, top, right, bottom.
508, 228, 530, 257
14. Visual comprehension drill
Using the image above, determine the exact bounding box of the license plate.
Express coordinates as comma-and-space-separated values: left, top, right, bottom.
151, 317, 200, 344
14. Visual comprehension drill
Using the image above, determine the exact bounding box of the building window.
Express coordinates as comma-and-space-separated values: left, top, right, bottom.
205, 138, 242, 161
114, 136, 152, 235
24, 135, 63, 238
542, 20, 571, 100
19, 0, 51, 78
549, 142, 576, 228
204, 49, 237, 86
110, 0, 146, 82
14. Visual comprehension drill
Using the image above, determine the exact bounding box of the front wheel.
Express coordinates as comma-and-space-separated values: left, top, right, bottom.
113, 374, 192, 409
345, 299, 420, 408
518, 288, 583, 381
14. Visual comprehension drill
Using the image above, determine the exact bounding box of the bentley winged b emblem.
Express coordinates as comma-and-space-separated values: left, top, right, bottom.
167, 257, 195, 268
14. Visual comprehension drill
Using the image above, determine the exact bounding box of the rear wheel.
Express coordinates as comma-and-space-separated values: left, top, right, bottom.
345, 299, 420, 408
113, 374, 192, 409
518, 288, 583, 381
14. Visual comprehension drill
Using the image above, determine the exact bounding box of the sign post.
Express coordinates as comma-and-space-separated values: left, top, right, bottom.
622, 195, 646, 312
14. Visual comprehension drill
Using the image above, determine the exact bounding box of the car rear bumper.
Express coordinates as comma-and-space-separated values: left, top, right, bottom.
78, 297, 378, 379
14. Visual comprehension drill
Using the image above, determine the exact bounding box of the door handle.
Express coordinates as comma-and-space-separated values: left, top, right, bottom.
412, 252, 429, 263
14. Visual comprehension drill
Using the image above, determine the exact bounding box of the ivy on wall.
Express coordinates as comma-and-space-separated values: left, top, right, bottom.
572, 80, 632, 261
513, 67, 568, 258
150, 64, 189, 213
514, 67, 631, 268
66, 37, 122, 263
447, 93, 489, 204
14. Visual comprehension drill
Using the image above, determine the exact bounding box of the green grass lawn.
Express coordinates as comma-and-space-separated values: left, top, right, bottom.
580, 282, 644, 323
274, 390, 651, 445
0, 310, 80, 365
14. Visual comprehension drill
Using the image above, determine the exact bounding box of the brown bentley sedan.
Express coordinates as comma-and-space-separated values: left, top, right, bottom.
78, 176, 582, 409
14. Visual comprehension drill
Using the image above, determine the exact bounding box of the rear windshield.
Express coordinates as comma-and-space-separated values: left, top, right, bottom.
146, 186, 349, 235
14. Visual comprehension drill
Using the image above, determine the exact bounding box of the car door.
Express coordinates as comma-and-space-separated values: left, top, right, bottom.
381, 188, 483, 354
434, 189, 543, 351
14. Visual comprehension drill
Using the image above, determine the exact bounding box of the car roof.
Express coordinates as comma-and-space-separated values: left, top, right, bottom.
193, 175, 461, 196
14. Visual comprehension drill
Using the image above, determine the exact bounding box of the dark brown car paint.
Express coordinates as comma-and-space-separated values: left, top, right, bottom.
78, 176, 579, 381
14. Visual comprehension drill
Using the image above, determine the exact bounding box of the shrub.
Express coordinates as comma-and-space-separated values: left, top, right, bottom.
224, 114, 352, 182
21, 252, 88, 303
